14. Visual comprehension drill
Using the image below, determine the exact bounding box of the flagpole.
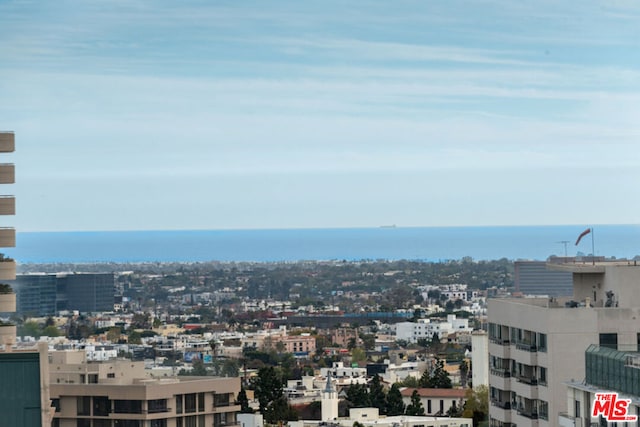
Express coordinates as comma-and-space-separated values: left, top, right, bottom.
591, 227, 595, 265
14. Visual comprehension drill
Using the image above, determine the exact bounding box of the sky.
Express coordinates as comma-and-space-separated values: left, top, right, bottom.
1, 0, 640, 231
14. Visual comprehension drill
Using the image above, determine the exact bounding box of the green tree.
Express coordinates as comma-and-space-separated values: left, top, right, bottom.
461, 385, 489, 427
405, 390, 425, 416
237, 387, 253, 413
253, 367, 296, 423
20, 321, 41, 338
386, 383, 405, 416
106, 327, 121, 343
346, 383, 369, 408
399, 376, 419, 388
361, 334, 375, 351
42, 325, 59, 337
351, 347, 366, 363
427, 358, 452, 389
128, 330, 142, 345
459, 360, 469, 388
369, 375, 386, 414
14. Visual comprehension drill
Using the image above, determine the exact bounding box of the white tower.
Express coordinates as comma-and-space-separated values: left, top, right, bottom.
321, 373, 338, 421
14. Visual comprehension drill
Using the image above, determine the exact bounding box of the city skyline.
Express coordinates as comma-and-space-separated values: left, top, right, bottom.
2, 1, 640, 231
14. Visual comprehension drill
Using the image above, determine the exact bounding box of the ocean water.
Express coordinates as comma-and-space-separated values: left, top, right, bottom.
4, 225, 640, 264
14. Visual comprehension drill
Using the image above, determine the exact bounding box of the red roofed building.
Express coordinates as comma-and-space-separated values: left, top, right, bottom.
400, 387, 467, 416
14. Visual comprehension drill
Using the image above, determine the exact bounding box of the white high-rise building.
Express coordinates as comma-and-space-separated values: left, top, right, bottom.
488, 261, 640, 427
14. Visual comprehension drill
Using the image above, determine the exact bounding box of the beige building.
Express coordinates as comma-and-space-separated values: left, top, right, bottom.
0, 130, 16, 346
400, 388, 467, 417
488, 261, 640, 427
50, 350, 241, 427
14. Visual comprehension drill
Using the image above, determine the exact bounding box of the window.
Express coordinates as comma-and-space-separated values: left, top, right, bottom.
77, 396, 91, 416
95, 421, 111, 427
599, 333, 618, 350
148, 399, 168, 414
89, 374, 99, 384
574, 399, 580, 418
151, 421, 167, 427
537, 333, 547, 352
77, 420, 91, 427
427, 399, 432, 413
93, 396, 111, 416
114, 421, 141, 427
538, 366, 547, 385
107, 373, 115, 378
185, 416, 197, 427
52, 398, 61, 412
440, 399, 444, 414
185, 393, 197, 413
198, 415, 205, 427
198, 392, 205, 412
176, 395, 183, 414
114, 400, 142, 414
214, 393, 230, 407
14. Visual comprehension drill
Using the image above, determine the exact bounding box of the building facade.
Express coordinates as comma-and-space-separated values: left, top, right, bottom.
50, 351, 241, 427
0, 131, 16, 345
11, 272, 115, 315
514, 260, 573, 296
488, 262, 640, 427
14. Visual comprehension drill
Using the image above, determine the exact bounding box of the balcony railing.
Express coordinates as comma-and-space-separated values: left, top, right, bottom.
491, 399, 511, 410
515, 342, 537, 352
490, 368, 511, 378
517, 407, 538, 419
516, 375, 538, 385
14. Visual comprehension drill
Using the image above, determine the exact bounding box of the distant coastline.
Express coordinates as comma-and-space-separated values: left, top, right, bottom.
5, 225, 640, 264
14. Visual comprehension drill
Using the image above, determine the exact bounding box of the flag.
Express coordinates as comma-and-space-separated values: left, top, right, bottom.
575, 228, 591, 246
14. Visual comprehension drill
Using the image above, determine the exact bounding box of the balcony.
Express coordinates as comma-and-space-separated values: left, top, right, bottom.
515, 342, 537, 352
0, 133, 14, 153
0, 291, 16, 312
491, 399, 512, 410
516, 375, 538, 386
512, 344, 538, 366
558, 412, 583, 427
0, 260, 16, 280
0, 196, 14, 215
0, 228, 15, 247
489, 340, 511, 360
0, 164, 14, 184
489, 368, 511, 390
0, 323, 16, 345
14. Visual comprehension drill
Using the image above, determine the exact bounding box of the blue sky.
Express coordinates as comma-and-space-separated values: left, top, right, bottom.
1, 0, 640, 231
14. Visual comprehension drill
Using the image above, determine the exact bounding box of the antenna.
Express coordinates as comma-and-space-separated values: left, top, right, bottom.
557, 241, 569, 257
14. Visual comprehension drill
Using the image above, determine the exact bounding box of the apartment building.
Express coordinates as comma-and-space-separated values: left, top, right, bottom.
396, 315, 471, 343
0, 130, 16, 346
488, 261, 640, 427
50, 350, 241, 427
561, 344, 640, 427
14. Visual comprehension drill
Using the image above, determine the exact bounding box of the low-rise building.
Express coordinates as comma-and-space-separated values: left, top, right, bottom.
400, 388, 467, 417
49, 350, 241, 427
